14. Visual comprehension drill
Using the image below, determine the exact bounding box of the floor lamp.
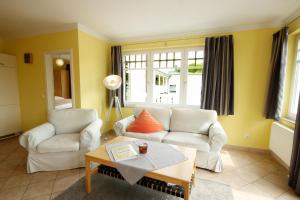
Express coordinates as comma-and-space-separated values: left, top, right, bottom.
103, 75, 123, 121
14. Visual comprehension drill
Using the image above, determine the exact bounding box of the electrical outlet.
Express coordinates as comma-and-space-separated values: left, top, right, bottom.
244, 133, 250, 139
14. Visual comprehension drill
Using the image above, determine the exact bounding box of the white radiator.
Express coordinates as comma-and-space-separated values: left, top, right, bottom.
269, 122, 294, 167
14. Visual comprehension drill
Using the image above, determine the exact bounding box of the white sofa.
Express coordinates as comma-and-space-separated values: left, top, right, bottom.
19, 109, 102, 173
114, 107, 227, 172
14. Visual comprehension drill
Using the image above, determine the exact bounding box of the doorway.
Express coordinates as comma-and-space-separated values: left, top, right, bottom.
44, 49, 75, 113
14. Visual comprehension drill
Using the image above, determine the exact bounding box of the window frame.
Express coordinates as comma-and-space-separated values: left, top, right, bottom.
122, 51, 150, 105
288, 34, 300, 121
122, 47, 204, 108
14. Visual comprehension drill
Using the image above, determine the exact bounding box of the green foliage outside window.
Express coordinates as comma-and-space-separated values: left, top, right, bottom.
174, 63, 203, 73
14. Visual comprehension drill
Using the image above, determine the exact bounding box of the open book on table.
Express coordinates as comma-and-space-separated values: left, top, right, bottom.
110, 144, 138, 162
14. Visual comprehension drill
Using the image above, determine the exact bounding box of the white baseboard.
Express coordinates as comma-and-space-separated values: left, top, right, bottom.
224, 144, 269, 153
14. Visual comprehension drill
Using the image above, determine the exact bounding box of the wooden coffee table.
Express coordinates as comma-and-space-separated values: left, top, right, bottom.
85, 136, 196, 200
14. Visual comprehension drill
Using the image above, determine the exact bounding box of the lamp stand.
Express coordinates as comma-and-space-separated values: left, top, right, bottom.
106, 90, 123, 122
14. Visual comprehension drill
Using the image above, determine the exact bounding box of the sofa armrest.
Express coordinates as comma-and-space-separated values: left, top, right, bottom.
19, 123, 55, 152
80, 119, 102, 151
208, 122, 227, 152
113, 115, 135, 136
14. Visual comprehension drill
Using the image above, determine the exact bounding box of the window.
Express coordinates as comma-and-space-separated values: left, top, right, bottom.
153, 51, 181, 104
187, 50, 204, 105
289, 36, 300, 120
123, 48, 204, 106
124, 54, 147, 103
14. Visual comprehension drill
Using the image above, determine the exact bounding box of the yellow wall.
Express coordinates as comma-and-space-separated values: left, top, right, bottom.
0, 38, 3, 52
289, 17, 300, 35
220, 29, 275, 149
114, 28, 277, 149
1, 30, 111, 132
77, 31, 110, 132
2, 30, 81, 131
121, 37, 204, 51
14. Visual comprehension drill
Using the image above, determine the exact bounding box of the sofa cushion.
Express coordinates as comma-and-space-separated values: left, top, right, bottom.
124, 131, 169, 142
170, 108, 217, 134
49, 109, 98, 134
163, 132, 210, 152
127, 110, 164, 133
37, 134, 80, 153
134, 106, 171, 131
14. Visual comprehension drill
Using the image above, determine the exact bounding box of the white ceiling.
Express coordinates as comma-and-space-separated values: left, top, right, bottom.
0, 0, 299, 42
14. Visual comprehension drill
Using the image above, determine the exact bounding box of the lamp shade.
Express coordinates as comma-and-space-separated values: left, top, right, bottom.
103, 75, 122, 90
55, 58, 64, 66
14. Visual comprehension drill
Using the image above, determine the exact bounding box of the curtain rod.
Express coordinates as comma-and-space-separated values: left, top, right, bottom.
121, 36, 207, 46
120, 33, 235, 46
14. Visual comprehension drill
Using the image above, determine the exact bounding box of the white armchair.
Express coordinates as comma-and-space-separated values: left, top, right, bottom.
19, 109, 102, 173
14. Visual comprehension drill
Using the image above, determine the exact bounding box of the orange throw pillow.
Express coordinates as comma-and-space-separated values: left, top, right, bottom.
126, 110, 164, 133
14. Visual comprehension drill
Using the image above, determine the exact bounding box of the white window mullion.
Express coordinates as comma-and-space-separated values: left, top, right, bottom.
146, 52, 153, 104
180, 49, 188, 105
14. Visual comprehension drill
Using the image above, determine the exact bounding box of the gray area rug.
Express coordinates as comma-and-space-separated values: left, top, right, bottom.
54, 174, 233, 200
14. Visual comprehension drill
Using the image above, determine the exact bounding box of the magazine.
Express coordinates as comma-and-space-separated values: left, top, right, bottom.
110, 144, 138, 162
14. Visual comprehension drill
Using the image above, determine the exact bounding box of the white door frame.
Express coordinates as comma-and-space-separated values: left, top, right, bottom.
44, 49, 75, 114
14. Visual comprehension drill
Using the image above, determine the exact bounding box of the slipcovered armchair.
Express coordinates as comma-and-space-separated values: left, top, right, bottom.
19, 109, 102, 173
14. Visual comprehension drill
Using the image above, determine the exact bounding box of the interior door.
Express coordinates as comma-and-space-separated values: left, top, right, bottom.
0, 54, 21, 136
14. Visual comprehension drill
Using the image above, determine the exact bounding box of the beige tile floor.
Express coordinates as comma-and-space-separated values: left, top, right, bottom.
0, 134, 299, 200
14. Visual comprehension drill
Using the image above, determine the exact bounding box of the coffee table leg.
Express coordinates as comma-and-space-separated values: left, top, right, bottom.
85, 158, 91, 193
183, 182, 190, 200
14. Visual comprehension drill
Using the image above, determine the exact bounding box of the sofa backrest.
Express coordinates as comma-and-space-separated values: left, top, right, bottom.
49, 109, 98, 134
170, 108, 217, 134
133, 106, 171, 131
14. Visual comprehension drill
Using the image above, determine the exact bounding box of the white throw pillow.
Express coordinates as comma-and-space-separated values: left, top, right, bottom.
170, 108, 217, 134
